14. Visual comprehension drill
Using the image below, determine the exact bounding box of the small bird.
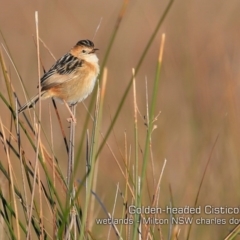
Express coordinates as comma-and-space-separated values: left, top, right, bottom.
18, 39, 99, 122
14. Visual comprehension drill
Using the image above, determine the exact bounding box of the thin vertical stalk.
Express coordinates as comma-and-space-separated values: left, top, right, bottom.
79, 87, 100, 240
65, 105, 76, 240
67, 105, 76, 187
88, 68, 108, 231
38, 146, 43, 240
49, 104, 57, 239
132, 68, 139, 237
26, 11, 42, 240
133, 34, 166, 240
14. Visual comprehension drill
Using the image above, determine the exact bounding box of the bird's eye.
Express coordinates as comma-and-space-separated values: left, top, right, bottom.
82, 50, 86, 53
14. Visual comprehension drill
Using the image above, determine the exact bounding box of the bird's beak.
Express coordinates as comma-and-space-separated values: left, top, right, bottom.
89, 48, 99, 54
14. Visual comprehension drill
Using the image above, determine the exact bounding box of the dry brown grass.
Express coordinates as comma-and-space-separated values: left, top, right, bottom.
0, 0, 240, 239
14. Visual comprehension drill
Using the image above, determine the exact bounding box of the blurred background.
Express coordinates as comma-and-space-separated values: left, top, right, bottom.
1, 0, 240, 239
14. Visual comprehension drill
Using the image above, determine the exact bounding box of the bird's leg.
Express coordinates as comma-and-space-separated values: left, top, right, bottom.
63, 100, 77, 123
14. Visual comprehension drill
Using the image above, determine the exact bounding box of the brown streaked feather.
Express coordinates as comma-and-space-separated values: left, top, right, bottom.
41, 72, 80, 91
41, 53, 83, 88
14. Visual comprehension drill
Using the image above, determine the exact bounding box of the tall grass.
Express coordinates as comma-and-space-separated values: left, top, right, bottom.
1, 0, 239, 239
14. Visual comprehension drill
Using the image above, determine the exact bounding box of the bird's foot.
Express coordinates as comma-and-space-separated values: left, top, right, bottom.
67, 116, 77, 123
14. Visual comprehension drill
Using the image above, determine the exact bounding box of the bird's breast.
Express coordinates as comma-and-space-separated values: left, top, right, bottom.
48, 61, 99, 105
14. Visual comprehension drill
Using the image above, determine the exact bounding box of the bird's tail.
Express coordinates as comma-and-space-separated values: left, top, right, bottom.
18, 94, 42, 113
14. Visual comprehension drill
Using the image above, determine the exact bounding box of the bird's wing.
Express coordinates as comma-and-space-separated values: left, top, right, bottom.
41, 53, 83, 90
